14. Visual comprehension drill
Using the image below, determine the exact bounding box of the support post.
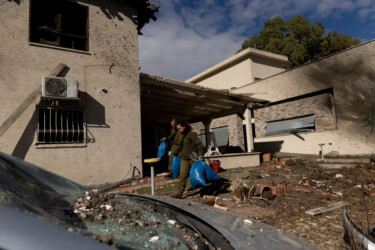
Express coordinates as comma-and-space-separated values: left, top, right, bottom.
244, 108, 254, 152
151, 165, 155, 195
203, 118, 212, 152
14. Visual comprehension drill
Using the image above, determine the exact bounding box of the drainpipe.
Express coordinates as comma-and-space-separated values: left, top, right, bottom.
319, 143, 325, 160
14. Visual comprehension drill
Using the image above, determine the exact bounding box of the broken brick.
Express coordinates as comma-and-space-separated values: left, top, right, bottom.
260, 183, 293, 198
266, 165, 275, 171
123, 188, 133, 193
277, 157, 286, 166
203, 195, 216, 202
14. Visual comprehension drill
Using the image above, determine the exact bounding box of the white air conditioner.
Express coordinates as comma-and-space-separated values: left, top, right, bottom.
42, 76, 79, 99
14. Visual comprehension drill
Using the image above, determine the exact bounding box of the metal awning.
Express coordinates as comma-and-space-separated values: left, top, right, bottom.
140, 72, 268, 123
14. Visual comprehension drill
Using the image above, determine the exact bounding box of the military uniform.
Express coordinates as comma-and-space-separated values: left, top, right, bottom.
167, 131, 180, 170
172, 130, 204, 189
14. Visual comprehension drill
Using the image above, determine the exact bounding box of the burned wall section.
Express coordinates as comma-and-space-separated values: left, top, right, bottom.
0, 0, 143, 185
254, 91, 337, 138
233, 40, 375, 155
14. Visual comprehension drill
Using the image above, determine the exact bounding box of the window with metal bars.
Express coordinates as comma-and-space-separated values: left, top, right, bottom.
36, 107, 85, 144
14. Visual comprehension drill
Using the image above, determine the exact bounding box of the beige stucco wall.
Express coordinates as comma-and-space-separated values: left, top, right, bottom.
186, 48, 288, 90
250, 56, 287, 80
233, 40, 375, 155
189, 59, 253, 89
188, 49, 288, 154
0, 0, 143, 185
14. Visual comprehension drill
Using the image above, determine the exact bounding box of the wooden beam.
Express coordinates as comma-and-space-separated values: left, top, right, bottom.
189, 106, 246, 123
141, 84, 241, 108
141, 97, 225, 114
141, 94, 223, 112
0, 63, 67, 138
305, 202, 348, 216
141, 76, 252, 104
141, 103, 210, 115
141, 110, 192, 123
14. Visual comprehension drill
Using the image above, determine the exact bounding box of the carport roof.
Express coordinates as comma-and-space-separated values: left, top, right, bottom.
140, 72, 268, 123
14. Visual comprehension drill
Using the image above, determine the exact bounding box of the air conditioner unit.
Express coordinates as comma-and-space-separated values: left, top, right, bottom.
42, 76, 79, 99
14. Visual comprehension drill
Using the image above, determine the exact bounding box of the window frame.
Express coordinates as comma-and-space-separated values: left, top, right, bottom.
265, 114, 316, 136
29, 0, 89, 52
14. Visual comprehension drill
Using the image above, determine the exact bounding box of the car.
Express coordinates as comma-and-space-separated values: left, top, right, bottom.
0, 152, 317, 249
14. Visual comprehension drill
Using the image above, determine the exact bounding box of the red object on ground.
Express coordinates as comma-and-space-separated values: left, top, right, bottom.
209, 161, 220, 173
260, 183, 294, 197
265, 165, 276, 171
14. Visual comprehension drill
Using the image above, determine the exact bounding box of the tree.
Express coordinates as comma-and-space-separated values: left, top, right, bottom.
238, 16, 361, 68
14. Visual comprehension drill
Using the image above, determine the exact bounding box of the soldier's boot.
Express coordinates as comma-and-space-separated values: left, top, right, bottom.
170, 187, 184, 199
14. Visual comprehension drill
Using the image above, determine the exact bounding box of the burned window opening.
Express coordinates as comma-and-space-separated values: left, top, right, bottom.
37, 107, 85, 144
30, 0, 88, 51
265, 114, 316, 136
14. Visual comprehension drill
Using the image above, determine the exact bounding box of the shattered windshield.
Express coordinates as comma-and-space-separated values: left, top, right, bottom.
0, 152, 191, 249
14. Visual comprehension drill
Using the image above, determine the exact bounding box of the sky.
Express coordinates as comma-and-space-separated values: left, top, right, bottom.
139, 0, 375, 81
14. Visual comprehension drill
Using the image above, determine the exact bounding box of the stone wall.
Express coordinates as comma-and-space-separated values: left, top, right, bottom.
191, 114, 245, 152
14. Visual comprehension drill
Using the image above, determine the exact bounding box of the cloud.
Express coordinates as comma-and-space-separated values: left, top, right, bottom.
139, 0, 374, 81
139, 1, 245, 81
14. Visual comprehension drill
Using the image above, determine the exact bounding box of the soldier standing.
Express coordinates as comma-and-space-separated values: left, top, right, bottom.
170, 121, 204, 198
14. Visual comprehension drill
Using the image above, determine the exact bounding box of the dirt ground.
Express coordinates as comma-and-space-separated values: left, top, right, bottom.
182, 157, 375, 249
82, 157, 375, 249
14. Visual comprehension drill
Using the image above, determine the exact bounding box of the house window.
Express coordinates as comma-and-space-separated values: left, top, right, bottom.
199, 126, 229, 153
30, 0, 88, 51
211, 126, 229, 152
36, 107, 85, 144
265, 114, 315, 136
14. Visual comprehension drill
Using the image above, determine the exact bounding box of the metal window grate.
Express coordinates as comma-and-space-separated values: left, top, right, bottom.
37, 107, 85, 144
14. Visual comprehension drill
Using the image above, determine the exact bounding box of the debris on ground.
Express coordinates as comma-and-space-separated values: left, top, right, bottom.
142, 156, 375, 250
82, 156, 375, 249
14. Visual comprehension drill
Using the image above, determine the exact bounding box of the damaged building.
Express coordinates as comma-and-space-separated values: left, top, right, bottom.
0, 0, 158, 185
232, 40, 375, 156
0, 0, 265, 185
186, 40, 375, 158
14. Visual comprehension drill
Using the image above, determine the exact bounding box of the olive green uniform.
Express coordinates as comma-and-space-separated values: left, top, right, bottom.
172, 130, 204, 188
168, 131, 180, 170
167, 127, 177, 143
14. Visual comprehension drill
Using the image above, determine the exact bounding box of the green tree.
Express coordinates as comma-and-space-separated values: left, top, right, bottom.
238, 16, 361, 68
